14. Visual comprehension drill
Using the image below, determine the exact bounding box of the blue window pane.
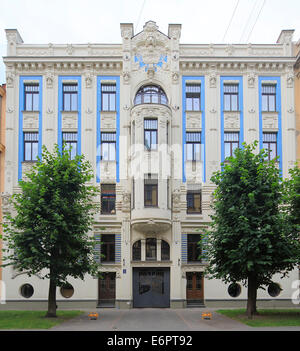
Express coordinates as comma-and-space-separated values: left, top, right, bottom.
25, 143, 32, 161
144, 131, 151, 149
32, 93, 39, 111
71, 94, 77, 111
102, 143, 109, 160
151, 131, 157, 149
224, 95, 231, 111
25, 94, 32, 111
102, 94, 109, 111
64, 96, 70, 111
186, 98, 193, 111
262, 95, 268, 111
109, 143, 116, 160
269, 96, 275, 112
186, 144, 193, 161
193, 98, 200, 111
109, 94, 116, 111
231, 95, 238, 111
224, 143, 231, 158
32, 142, 38, 161
194, 144, 201, 161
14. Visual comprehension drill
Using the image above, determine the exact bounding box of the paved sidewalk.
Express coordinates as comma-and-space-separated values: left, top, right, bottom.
49, 308, 300, 331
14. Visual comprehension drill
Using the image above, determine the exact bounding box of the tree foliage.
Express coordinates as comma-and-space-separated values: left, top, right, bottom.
2, 145, 100, 317
204, 142, 300, 318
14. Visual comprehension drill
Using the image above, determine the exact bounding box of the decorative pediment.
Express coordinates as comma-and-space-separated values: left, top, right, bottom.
132, 21, 169, 72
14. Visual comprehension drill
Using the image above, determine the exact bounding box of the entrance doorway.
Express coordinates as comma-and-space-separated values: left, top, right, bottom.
133, 267, 170, 308
98, 272, 116, 307
186, 272, 204, 306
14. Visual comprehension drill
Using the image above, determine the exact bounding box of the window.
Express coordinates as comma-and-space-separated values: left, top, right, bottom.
224, 132, 239, 158
186, 84, 201, 111
144, 119, 157, 150
186, 132, 201, 161
187, 234, 201, 262
60, 283, 74, 298
101, 84, 116, 111
146, 238, 157, 260
228, 283, 241, 298
63, 84, 78, 111
161, 240, 170, 261
24, 132, 38, 161
101, 184, 116, 214
263, 132, 277, 161
144, 174, 158, 207
187, 188, 201, 214
24, 84, 39, 111
20, 284, 34, 298
101, 234, 115, 262
134, 85, 168, 105
224, 84, 238, 111
132, 240, 141, 261
101, 132, 116, 161
62, 132, 77, 159
262, 84, 276, 112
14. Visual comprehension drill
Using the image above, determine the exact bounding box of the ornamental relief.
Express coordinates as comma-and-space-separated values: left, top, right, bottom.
262, 114, 278, 130
101, 112, 116, 129
23, 113, 39, 129
186, 112, 202, 130
224, 112, 240, 130
132, 21, 170, 72
62, 113, 77, 130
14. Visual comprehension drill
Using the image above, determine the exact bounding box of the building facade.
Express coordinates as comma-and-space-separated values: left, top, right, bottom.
2, 21, 299, 308
295, 41, 300, 162
0, 84, 6, 294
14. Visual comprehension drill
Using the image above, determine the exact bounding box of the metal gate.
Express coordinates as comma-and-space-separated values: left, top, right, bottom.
133, 268, 170, 308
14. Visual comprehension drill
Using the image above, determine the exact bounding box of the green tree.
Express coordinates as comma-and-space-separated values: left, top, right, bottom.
283, 164, 300, 234
204, 142, 300, 319
2, 145, 100, 317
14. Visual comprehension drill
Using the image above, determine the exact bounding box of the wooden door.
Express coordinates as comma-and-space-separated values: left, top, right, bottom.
98, 272, 116, 306
186, 272, 204, 301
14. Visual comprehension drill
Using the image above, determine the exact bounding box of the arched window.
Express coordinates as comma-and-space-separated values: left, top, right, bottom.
146, 238, 157, 260
132, 240, 141, 261
134, 85, 168, 106
161, 240, 170, 261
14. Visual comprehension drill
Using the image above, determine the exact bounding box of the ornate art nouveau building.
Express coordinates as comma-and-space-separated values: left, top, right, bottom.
2, 21, 298, 308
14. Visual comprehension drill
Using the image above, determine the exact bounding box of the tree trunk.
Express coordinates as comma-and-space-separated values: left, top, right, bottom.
46, 278, 57, 318
247, 274, 257, 319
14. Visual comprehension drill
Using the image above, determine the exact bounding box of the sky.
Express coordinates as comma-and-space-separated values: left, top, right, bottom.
1, 0, 300, 83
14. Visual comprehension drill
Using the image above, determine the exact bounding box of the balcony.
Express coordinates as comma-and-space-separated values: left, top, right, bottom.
131, 208, 171, 234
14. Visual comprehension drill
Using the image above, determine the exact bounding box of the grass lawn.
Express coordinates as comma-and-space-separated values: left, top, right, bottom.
0, 310, 83, 329
217, 308, 300, 327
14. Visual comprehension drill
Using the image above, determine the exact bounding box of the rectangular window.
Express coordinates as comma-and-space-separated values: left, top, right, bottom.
187, 188, 202, 214
186, 83, 201, 111
263, 132, 277, 161
224, 132, 239, 159
262, 84, 276, 112
101, 132, 116, 161
224, 84, 239, 111
24, 132, 38, 161
144, 174, 158, 207
24, 84, 39, 111
144, 119, 158, 150
101, 234, 115, 263
187, 234, 201, 262
63, 84, 78, 111
101, 84, 116, 111
186, 132, 201, 161
101, 184, 116, 214
146, 238, 157, 261
62, 132, 77, 160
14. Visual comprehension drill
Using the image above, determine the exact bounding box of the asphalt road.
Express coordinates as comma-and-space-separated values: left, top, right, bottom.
50, 308, 300, 331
